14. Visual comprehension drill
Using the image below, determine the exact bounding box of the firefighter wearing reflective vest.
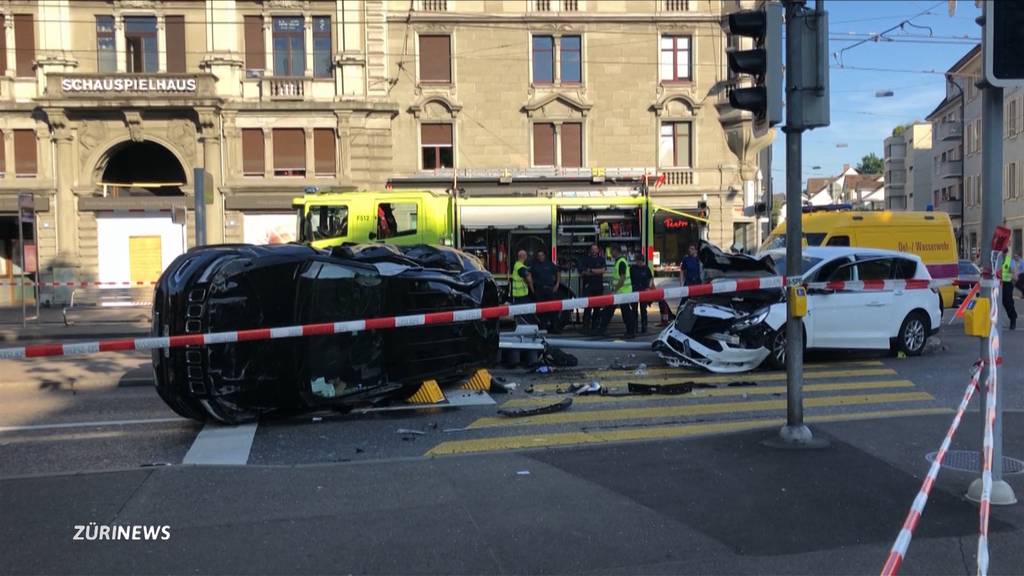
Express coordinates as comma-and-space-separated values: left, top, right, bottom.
1001, 248, 1017, 330
511, 249, 534, 305
595, 245, 638, 338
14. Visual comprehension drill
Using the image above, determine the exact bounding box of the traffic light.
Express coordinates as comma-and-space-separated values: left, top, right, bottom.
983, 0, 1024, 87
726, 2, 783, 132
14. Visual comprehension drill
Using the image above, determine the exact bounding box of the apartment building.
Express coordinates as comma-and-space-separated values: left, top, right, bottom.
0, 0, 764, 286
925, 62, 966, 252
883, 122, 932, 212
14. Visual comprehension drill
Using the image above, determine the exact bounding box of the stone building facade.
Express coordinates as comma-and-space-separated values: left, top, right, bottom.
0, 0, 764, 290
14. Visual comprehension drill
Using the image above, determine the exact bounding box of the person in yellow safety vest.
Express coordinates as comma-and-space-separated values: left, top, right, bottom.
511, 249, 534, 304
595, 245, 637, 338
1001, 247, 1017, 330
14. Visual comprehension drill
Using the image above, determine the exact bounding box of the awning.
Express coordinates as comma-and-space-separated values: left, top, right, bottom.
459, 205, 551, 229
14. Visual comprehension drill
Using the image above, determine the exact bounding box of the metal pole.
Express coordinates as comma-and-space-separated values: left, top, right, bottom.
18, 205, 25, 327
778, 0, 813, 444
967, 81, 1016, 504
194, 168, 206, 247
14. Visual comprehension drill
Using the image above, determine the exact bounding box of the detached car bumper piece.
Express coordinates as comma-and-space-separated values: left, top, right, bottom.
152, 243, 500, 424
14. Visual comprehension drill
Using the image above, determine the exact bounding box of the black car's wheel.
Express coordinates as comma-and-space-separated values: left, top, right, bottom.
894, 311, 929, 356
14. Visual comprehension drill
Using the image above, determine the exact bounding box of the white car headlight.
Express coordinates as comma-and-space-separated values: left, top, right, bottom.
731, 307, 770, 332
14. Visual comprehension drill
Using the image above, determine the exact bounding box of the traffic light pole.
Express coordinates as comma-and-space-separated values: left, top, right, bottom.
778, 0, 812, 445
966, 81, 1016, 505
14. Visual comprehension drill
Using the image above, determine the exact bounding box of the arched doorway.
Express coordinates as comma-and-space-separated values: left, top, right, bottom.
100, 140, 187, 196
93, 140, 189, 285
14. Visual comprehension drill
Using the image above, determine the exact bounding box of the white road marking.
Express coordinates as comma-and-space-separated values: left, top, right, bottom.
182, 422, 258, 466
0, 417, 188, 433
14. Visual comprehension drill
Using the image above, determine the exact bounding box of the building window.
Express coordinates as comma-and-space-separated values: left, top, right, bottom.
13, 14, 34, 78
314, 128, 336, 177
244, 15, 265, 70
272, 128, 306, 177
241, 129, 265, 177
532, 36, 554, 84
125, 16, 158, 73
560, 123, 582, 168
273, 16, 305, 77
13, 130, 36, 177
659, 122, 692, 168
96, 16, 116, 73
165, 15, 186, 73
533, 123, 556, 166
560, 36, 582, 84
1008, 162, 1018, 199
419, 35, 452, 84
421, 124, 454, 169
660, 35, 691, 82
313, 16, 332, 78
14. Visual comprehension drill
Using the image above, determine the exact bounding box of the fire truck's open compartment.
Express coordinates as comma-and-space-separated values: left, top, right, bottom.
458, 204, 551, 292
555, 205, 643, 296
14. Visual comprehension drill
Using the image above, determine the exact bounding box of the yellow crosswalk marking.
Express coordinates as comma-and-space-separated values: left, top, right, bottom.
498, 379, 917, 409
426, 407, 951, 456
469, 391, 934, 429
525, 367, 898, 392
559, 359, 884, 378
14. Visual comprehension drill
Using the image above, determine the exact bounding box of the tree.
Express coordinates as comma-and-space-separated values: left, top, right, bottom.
857, 153, 884, 175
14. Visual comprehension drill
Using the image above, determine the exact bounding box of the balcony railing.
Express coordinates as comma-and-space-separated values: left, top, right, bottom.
938, 159, 963, 180
939, 199, 963, 216
267, 77, 308, 100
938, 120, 963, 142
664, 0, 689, 11
421, 0, 447, 10
661, 168, 694, 187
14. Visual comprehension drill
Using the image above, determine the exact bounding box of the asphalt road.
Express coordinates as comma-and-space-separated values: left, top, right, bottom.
1, 314, 1022, 574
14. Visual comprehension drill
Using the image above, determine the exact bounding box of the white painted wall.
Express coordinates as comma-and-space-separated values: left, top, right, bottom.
96, 215, 186, 283
243, 213, 297, 244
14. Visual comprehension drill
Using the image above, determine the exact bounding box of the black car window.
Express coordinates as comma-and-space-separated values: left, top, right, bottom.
893, 258, 917, 280
856, 258, 892, 281
815, 256, 853, 282
826, 235, 850, 246
805, 233, 826, 246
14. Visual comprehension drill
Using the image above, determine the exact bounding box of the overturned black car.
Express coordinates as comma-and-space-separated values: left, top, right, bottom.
152, 243, 500, 424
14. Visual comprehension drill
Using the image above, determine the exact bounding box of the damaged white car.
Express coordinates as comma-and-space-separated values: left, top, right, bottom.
654, 245, 942, 373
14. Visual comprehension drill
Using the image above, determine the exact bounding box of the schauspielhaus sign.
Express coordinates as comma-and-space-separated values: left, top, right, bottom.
61, 76, 198, 93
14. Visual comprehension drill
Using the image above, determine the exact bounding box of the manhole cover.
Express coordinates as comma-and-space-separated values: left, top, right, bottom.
925, 450, 1024, 475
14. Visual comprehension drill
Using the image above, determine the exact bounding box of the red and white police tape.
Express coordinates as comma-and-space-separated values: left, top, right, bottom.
0, 276, 957, 361
880, 362, 984, 576
0, 279, 157, 288
977, 253, 1005, 576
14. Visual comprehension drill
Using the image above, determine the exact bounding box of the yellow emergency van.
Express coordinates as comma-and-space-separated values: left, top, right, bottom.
761, 210, 958, 308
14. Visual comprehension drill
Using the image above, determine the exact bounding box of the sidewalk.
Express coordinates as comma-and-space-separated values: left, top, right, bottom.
0, 304, 150, 343
2, 412, 1022, 575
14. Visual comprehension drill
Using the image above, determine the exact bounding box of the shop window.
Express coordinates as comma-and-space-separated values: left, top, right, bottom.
165, 16, 186, 73
377, 203, 418, 239
533, 123, 556, 166
560, 123, 582, 168
560, 36, 581, 84
272, 128, 306, 177
241, 129, 265, 177
419, 35, 451, 84
313, 16, 332, 78
14, 130, 36, 177
96, 16, 116, 73
532, 36, 554, 84
314, 128, 336, 177
244, 15, 265, 70
273, 16, 305, 77
421, 124, 453, 170
659, 122, 692, 168
125, 16, 158, 73
660, 35, 691, 82
14, 14, 34, 78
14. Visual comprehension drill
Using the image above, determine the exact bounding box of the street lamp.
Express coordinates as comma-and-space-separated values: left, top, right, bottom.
875, 90, 895, 97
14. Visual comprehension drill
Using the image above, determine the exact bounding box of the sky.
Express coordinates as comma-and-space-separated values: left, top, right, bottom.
769, 0, 981, 192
